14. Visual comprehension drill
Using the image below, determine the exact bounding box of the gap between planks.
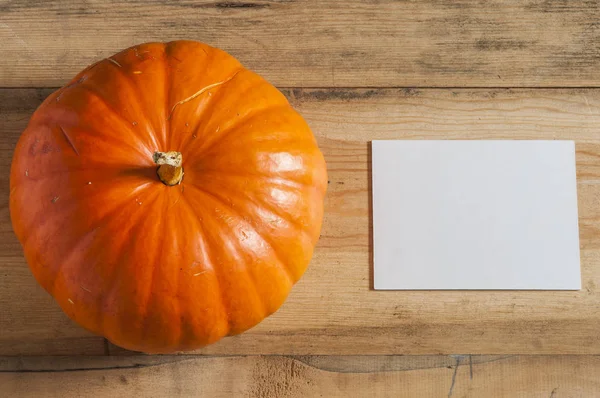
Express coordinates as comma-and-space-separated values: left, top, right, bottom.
10, 86, 600, 90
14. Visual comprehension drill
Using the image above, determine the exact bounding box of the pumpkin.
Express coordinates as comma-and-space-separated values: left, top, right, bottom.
9, 41, 327, 353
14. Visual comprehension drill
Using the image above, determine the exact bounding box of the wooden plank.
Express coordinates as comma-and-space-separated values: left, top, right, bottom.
3, 88, 600, 356
1, 355, 599, 397
2, 1, 600, 88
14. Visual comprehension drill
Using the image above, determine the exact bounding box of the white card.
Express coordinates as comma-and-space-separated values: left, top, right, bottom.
372, 140, 581, 290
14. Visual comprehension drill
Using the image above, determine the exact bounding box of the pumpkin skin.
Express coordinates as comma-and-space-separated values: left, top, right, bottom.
9, 41, 327, 353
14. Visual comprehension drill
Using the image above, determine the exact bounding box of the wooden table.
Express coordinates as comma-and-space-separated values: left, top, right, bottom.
1, 1, 600, 396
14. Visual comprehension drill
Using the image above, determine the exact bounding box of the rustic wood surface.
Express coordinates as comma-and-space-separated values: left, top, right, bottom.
2, 0, 600, 396
2, 0, 600, 87
2, 355, 599, 397
2, 88, 600, 357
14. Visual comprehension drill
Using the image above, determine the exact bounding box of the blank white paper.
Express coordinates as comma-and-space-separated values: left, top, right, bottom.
372, 140, 581, 290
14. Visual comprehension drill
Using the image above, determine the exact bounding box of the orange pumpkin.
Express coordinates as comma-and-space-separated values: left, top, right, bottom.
9, 41, 327, 353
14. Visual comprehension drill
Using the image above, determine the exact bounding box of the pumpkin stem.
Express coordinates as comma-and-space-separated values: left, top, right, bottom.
153, 151, 183, 186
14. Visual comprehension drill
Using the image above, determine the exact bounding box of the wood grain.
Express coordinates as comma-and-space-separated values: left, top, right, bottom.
1, 355, 599, 397
3, 88, 600, 355
2, 1, 600, 87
